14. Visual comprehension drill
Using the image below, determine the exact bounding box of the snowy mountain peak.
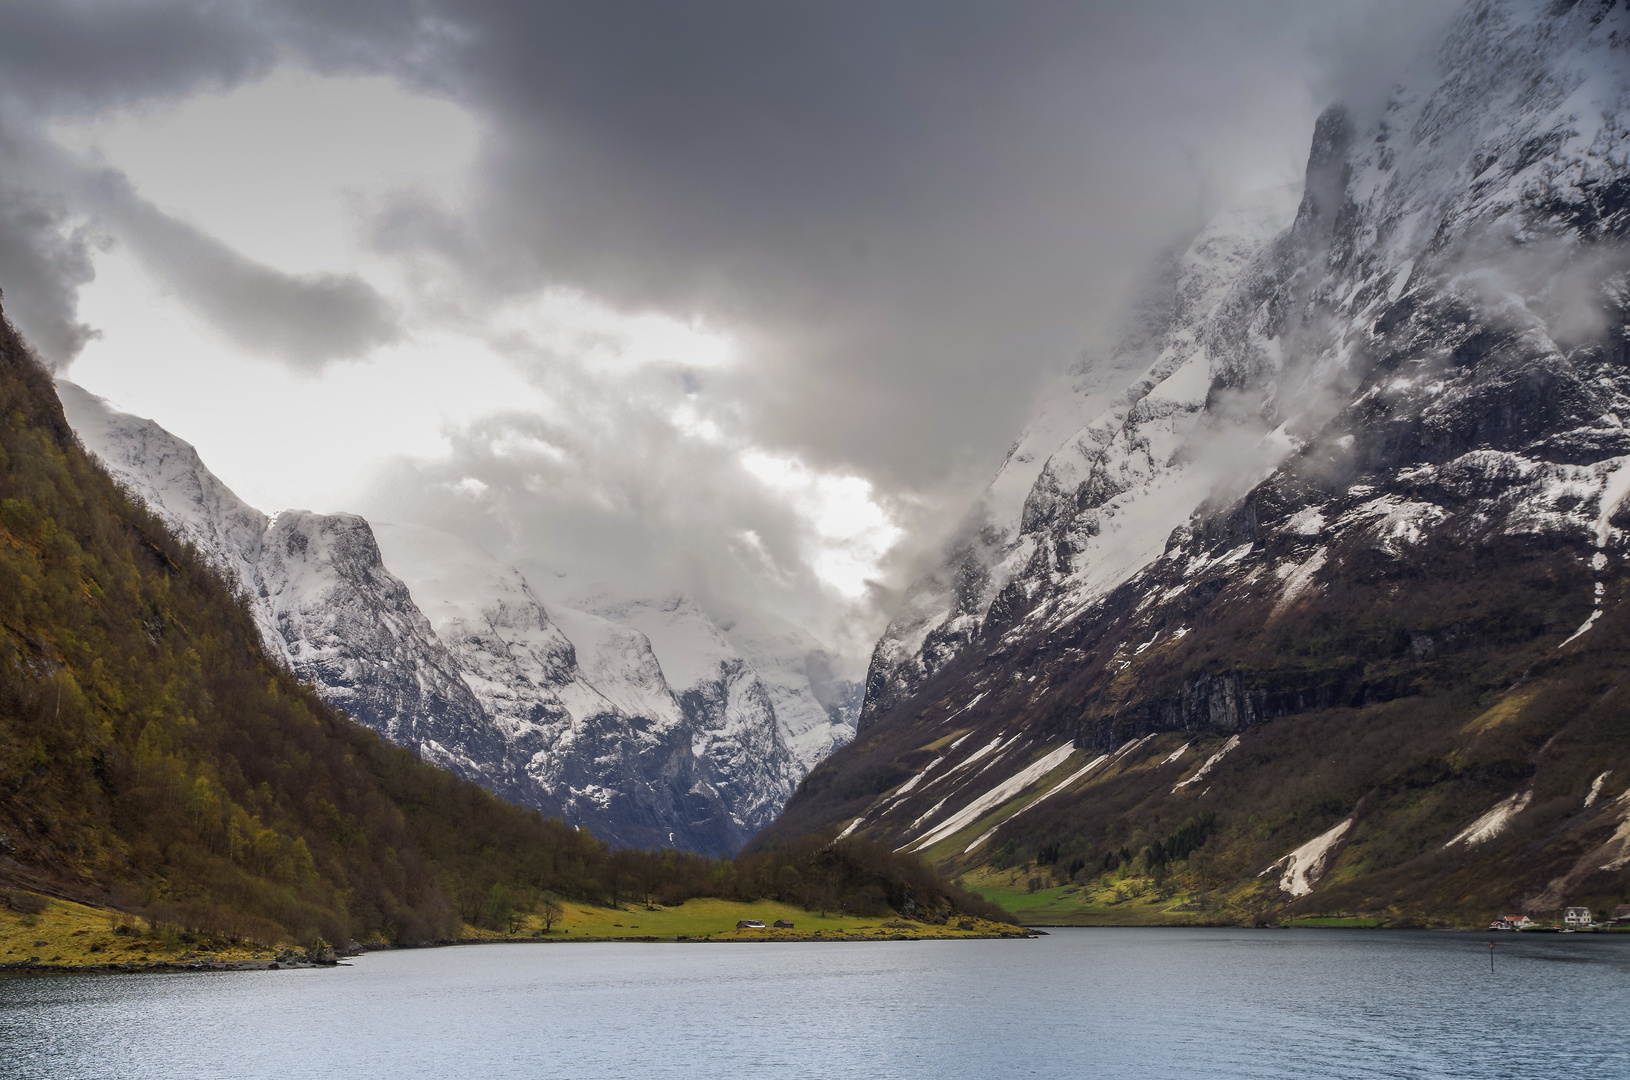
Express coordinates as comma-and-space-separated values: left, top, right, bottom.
58, 382, 852, 852
57, 380, 281, 652
862, 191, 1297, 722
862, 0, 1630, 726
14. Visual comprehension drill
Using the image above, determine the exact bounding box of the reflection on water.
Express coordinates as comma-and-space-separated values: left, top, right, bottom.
2, 928, 1625, 1079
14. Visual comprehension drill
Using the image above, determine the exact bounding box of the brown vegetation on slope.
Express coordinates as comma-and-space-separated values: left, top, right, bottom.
761, 514, 1630, 925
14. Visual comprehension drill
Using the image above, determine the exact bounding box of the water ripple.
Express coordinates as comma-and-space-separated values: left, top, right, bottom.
2, 929, 1625, 1079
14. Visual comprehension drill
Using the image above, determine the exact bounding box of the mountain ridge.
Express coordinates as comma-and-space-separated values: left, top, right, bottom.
57, 382, 858, 853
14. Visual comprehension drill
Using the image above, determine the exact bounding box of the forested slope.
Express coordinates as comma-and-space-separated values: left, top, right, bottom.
0, 301, 999, 944
0, 301, 641, 944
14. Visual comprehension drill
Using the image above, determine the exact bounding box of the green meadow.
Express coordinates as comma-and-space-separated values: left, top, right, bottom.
964, 868, 1403, 928
461, 896, 1021, 942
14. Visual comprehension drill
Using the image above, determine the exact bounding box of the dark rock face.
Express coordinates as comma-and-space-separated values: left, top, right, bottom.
766, 1, 1630, 919
258, 511, 509, 788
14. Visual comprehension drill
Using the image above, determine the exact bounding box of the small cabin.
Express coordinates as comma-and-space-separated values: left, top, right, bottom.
1615, 904, 1630, 923
736, 920, 766, 930
773, 919, 795, 929
1564, 907, 1592, 929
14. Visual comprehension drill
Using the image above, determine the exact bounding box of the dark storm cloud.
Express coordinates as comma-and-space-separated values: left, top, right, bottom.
0, 182, 98, 362
0, 0, 272, 363
80, 169, 401, 366
0, 126, 401, 367
360, 0, 1457, 495
0, 1, 272, 113
0, 0, 420, 366
0, 0, 1460, 641
0, 0, 1453, 413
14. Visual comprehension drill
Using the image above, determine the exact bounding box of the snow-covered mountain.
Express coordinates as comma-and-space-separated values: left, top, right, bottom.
57, 382, 508, 789
860, 0, 1630, 719
771, 0, 1630, 922
864, 188, 1299, 720
545, 584, 859, 771
373, 523, 838, 850
58, 384, 859, 852
718, 615, 865, 772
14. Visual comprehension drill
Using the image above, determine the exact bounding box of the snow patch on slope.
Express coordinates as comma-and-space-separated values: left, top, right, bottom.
1262, 818, 1353, 897
1585, 771, 1611, 808
1272, 547, 1328, 617
905, 743, 1078, 852
963, 752, 1111, 854
1172, 735, 1240, 792
1445, 789, 1533, 848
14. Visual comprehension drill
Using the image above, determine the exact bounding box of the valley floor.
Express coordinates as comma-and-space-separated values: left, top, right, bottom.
452, 896, 1025, 944
0, 890, 1025, 974
965, 867, 1290, 927
0, 894, 274, 972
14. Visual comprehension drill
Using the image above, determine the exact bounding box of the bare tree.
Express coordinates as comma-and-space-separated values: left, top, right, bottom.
539, 893, 564, 934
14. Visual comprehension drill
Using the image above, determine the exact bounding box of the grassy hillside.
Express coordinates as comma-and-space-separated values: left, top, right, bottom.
761, 518, 1630, 928
0, 304, 630, 945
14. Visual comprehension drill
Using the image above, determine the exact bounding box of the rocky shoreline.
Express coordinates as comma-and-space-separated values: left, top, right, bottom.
0, 943, 343, 976
0, 958, 339, 975
1, 926, 1039, 975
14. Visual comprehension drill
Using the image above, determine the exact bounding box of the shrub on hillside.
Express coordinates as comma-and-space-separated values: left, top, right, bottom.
1, 888, 48, 915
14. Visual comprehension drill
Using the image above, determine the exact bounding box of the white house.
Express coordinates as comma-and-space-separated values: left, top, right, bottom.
1564, 907, 1592, 929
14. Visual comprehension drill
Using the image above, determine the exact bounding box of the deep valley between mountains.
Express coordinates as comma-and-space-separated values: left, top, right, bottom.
56, 379, 860, 856
4, 0, 1630, 955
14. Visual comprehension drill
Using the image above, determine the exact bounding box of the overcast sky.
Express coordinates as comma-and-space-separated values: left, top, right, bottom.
0, 0, 1456, 662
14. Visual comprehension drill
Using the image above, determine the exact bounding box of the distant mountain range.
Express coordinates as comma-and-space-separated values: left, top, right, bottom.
58, 382, 857, 853
765, 0, 1630, 924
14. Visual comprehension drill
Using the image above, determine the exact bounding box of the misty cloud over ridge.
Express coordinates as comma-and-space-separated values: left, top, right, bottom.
0, 181, 97, 362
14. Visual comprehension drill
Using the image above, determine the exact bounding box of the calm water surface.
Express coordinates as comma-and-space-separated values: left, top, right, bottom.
1, 928, 1624, 1079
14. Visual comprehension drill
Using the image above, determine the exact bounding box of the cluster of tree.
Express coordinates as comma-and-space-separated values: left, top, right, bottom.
979, 811, 1220, 890
0, 305, 1003, 947
1143, 813, 1216, 872
734, 835, 1009, 922
463, 834, 1011, 933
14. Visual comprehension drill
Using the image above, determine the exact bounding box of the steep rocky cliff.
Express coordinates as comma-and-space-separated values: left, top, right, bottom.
766, 0, 1630, 924
58, 386, 857, 852
57, 382, 511, 796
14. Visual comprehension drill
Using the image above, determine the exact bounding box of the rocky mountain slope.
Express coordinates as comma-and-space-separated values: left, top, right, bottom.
58, 385, 857, 853
765, 0, 1630, 925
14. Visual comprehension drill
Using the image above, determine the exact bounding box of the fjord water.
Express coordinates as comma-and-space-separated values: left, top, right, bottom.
3, 929, 1624, 1079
